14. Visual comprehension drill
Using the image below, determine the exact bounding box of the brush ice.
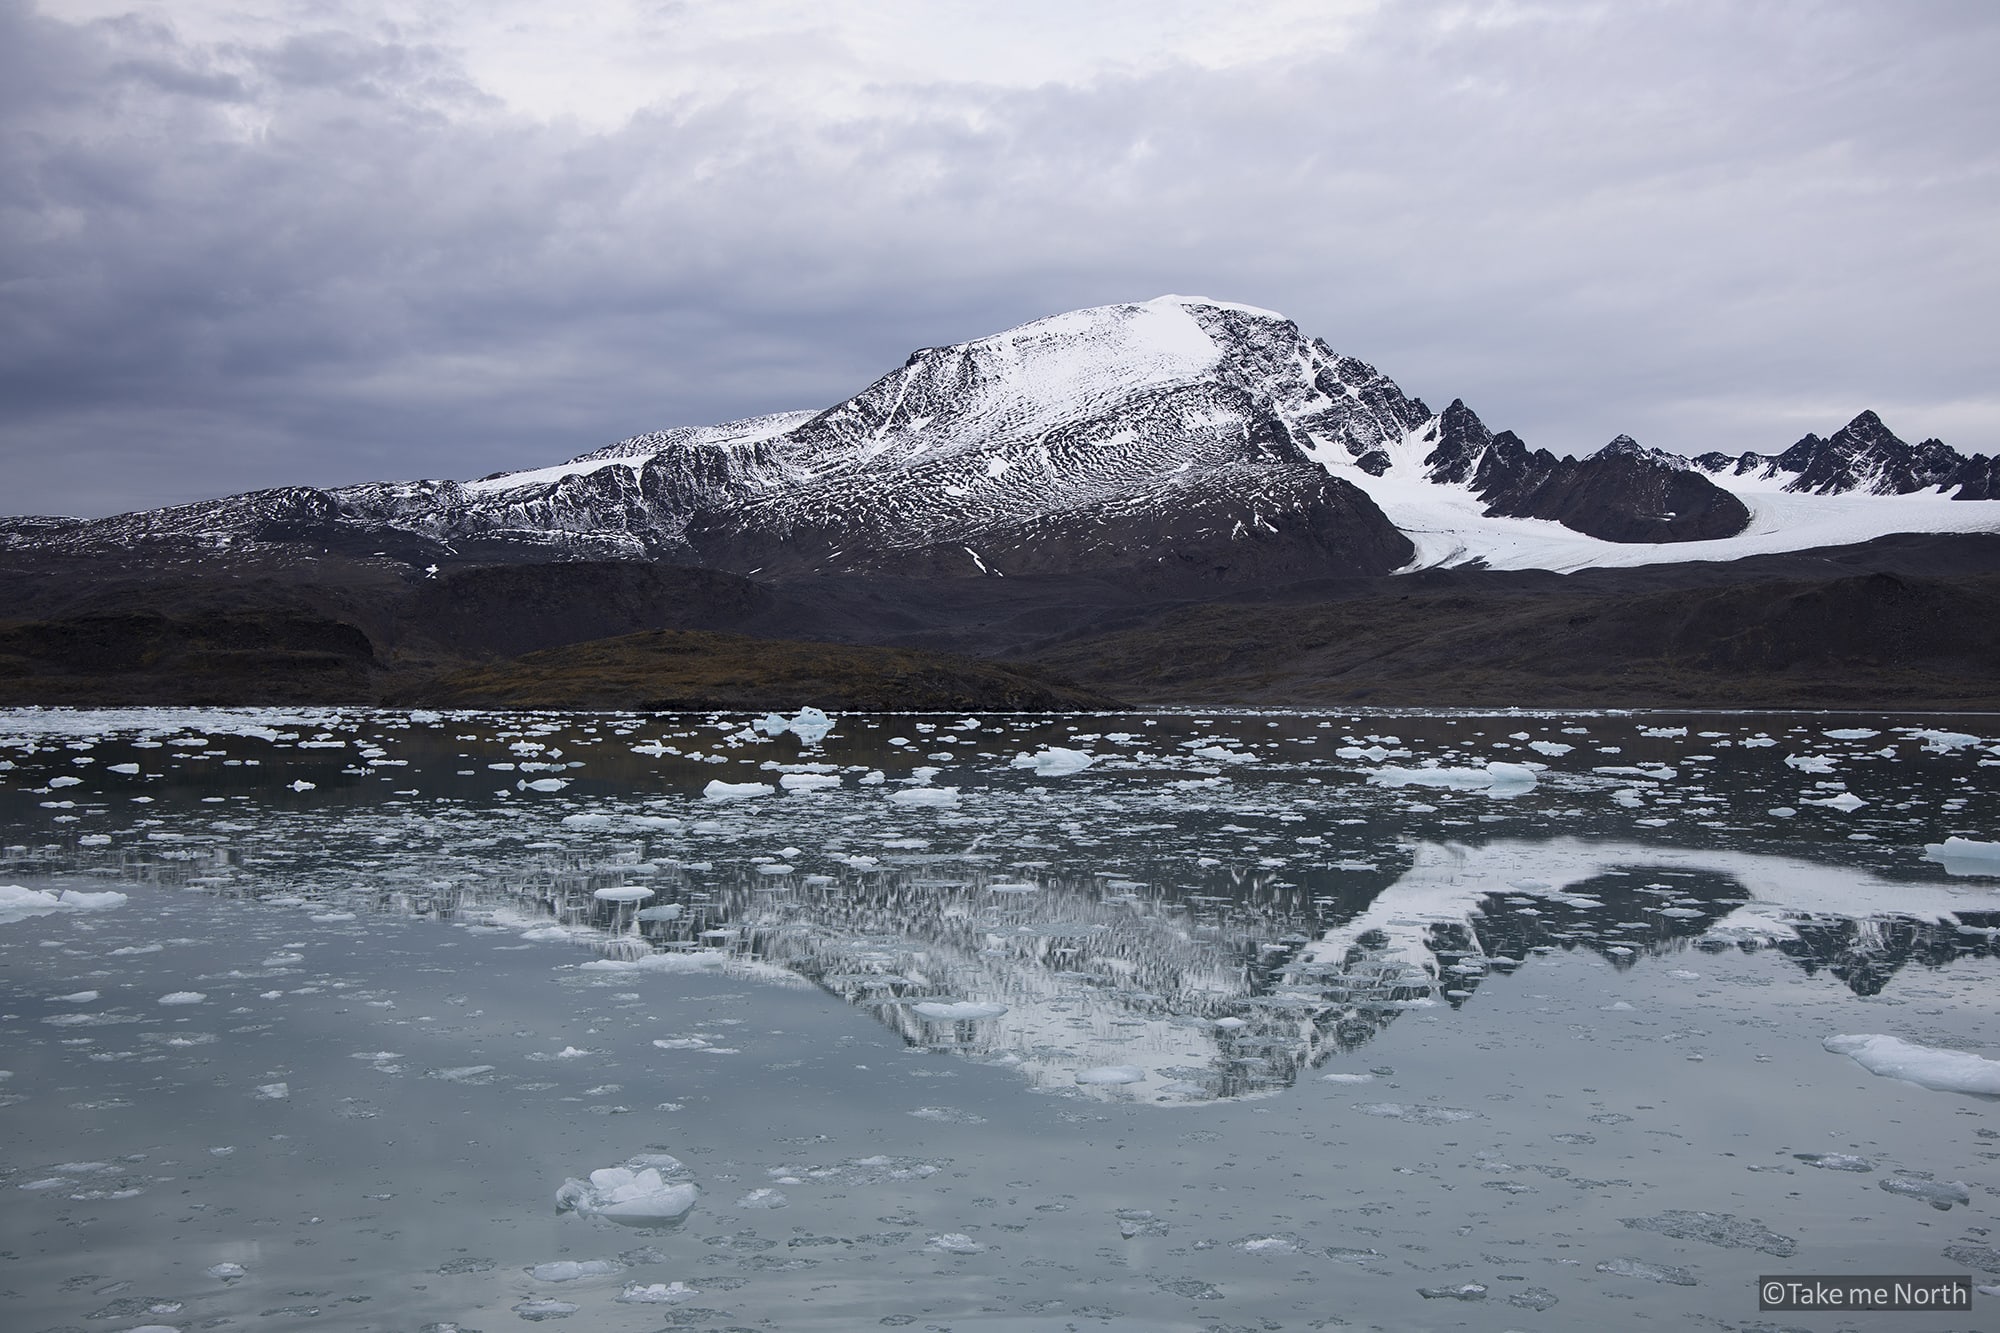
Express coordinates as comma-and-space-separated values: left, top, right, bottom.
556, 1167, 699, 1226
1823, 1034, 2000, 1095
618, 1282, 698, 1304
1011, 747, 1097, 776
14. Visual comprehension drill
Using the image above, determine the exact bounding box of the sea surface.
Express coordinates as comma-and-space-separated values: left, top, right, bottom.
1, 706, 1997, 1332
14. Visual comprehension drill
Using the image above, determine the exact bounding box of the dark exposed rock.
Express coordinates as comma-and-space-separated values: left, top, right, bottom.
1473, 434, 1752, 543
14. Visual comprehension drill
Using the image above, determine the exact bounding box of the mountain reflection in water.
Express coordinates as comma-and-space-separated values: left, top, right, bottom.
79, 829, 1997, 1104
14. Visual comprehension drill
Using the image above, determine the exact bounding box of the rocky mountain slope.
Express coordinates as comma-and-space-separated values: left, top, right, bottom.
7, 297, 1995, 587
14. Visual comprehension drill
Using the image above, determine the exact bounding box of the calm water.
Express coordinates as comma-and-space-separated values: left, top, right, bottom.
1, 706, 1997, 1331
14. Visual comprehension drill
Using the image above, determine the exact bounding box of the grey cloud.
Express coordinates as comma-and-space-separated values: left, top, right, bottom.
1, 0, 1996, 518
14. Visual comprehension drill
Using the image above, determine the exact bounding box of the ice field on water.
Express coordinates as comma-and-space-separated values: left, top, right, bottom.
2, 705, 1999, 1331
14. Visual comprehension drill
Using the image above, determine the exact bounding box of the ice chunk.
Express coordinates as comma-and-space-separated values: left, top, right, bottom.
912, 1001, 1008, 1021
1927, 837, 2000, 875
1803, 790, 1866, 811
787, 707, 835, 745
1784, 754, 1837, 773
888, 786, 959, 808
555, 1166, 700, 1226
1528, 740, 1572, 756
1911, 729, 1981, 752
0, 885, 128, 924
510, 1298, 579, 1320
1793, 1152, 1872, 1172
735, 1188, 787, 1209
1596, 1257, 1696, 1285
254, 1082, 290, 1100
1010, 747, 1097, 777
1368, 762, 1536, 792
205, 1262, 247, 1280
1824, 1033, 2000, 1095
528, 1258, 625, 1281
1622, 1210, 1795, 1256
703, 780, 774, 801
289, 779, 316, 791
1075, 1065, 1145, 1085
924, 1233, 984, 1254
1879, 1176, 1971, 1210
1355, 1102, 1479, 1125
159, 992, 206, 1005
779, 773, 841, 792
634, 904, 683, 921
592, 886, 654, 903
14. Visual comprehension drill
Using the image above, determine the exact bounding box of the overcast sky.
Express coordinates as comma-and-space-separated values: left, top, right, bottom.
5, 0, 1996, 518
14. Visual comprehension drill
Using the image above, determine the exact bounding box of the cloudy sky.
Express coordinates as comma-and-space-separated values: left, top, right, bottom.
5, 0, 1996, 518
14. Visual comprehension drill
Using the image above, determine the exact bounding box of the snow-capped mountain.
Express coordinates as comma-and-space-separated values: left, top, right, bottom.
6, 296, 1996, 581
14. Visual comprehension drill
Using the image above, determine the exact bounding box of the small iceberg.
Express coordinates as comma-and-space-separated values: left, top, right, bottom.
1010, 747, 1097, 777
556, 1165, 700, 1227
1824, 1034, 2000, 1096
703, 780, 774, 801
1926, 837, 2000, 876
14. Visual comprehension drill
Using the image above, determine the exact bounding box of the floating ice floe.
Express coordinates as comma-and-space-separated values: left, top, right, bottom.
1802, 791, 1867, 811
1926, 837, 2000, 875
703, 780, 774, 800
1910, 729, 1982, 752
0, 885, 128, 924
779, 772, 841, 792
1367, 762, 1537, 792
159, 991, 206, 1005
556, 1165, 699, 1227
528, 1258, 625, 1281
592, 886, 654, 903
912, 1001, 1008, 1021
889, 786, 959, 808
1010, 747, 1097, 777
1823, 1034, 2000, 1095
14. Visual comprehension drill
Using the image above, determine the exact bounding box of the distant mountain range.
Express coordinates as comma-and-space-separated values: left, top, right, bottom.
4, 296, 1998, 710
6, 296, 1995, 589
